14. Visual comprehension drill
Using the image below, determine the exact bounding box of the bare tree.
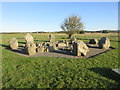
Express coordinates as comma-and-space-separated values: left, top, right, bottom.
61, 15, 84, 38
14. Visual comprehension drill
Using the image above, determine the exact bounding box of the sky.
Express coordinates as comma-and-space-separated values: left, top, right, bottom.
1, 2, 118, 32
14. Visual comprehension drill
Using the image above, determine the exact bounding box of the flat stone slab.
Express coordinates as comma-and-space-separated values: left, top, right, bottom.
112, 69, 120, 75
10, 44, 115, 58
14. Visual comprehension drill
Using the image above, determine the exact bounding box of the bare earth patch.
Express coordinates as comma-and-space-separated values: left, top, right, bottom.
10, 44, 115, 59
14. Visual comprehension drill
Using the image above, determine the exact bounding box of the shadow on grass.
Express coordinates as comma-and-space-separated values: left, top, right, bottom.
89, 67, 120, 88
18, 41, 26, 44
0, 44, 9, 48
89, 67, 120, 81
0, 44, 27, 55
89, 67, 120, 89
10, 48, 27, 54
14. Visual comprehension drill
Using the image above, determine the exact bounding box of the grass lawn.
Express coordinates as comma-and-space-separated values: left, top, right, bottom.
1, 33, 119, 88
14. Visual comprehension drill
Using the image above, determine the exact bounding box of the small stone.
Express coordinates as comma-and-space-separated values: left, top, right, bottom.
57, 42, 67, 47
36, 42, 43, 47
36, 46, 45, 52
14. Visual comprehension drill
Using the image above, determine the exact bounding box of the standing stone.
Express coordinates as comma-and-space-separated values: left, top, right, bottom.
24, 34, 34, 43
70, 37, 76, 44
49, 34, 55, 42
89, 39, 98, 44
25, 42, 35, 48
9, 38, 18, 49
27, 43, 36, 55
98, 37, 110, 49
73, 40, 89, 56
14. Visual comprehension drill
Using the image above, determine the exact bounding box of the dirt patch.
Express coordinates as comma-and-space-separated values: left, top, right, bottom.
9, 44, 115, 59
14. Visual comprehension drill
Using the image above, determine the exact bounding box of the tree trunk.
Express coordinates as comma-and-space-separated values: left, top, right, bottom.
68, 34, 72, 39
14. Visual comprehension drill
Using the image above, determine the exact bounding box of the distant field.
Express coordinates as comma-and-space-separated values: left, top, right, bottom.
1, 33, 119, 88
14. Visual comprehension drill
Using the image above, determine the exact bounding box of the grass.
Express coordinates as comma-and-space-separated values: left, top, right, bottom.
1, 33, 120, 88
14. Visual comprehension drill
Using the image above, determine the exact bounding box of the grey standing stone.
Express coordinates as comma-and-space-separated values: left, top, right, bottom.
9, 38, 18, 49
25, 42, 35, 48
70, 37, 76, 44
49, 34, 55, 42
73, 40, 89, 56
89, 39, 98, 44
24, 34, 34, 43
27, 43, 36, 55
98, 37, 110, 49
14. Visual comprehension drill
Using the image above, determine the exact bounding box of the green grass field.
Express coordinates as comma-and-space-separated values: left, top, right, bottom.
1, 33, 119, 88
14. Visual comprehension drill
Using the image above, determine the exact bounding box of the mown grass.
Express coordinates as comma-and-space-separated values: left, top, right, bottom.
1, 33, 119, 88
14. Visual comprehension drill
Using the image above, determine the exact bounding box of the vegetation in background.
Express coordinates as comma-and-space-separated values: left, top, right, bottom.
102, 30, 109, 33
79, 31, 85, 34
61, 15, 84, 38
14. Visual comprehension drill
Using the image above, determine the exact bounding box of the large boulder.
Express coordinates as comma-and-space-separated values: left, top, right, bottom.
24, 34, 34, 43
27, 43, 36, 55
98, 37, 110, 49
73, 40, 89, 56
49, 34, 55, 42
9, 38, 18, 49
